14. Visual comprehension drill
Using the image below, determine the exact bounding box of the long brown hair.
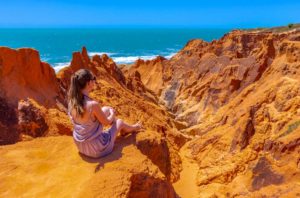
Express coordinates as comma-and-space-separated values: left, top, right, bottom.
68, 69, 95, 117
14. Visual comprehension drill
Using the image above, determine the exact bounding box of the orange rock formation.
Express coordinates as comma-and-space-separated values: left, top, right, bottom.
0, 47, 69, 144
1, 27, 300, 197
126, 29, 300, 197
0, 45, 187, 197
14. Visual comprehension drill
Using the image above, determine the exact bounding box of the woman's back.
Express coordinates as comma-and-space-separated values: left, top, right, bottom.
68, 96, 108, 144
67, 69, 142, 158
69, 98, 96, 125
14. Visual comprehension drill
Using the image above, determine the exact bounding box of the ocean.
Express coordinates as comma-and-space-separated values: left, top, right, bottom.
0, 28, 230, 72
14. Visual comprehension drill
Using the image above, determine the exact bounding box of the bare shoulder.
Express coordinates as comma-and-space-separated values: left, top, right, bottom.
88, 100, 100, 111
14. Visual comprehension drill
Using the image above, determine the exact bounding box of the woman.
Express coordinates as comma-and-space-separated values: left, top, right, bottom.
67, 69, 142, 158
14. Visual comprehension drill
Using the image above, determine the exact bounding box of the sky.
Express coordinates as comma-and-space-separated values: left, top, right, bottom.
0, 0, 299, 28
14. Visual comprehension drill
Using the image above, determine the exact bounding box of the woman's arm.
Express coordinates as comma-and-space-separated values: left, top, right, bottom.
92, 102, 115, 125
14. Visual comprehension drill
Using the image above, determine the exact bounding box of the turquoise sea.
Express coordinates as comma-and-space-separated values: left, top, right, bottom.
0, 28, 230, 72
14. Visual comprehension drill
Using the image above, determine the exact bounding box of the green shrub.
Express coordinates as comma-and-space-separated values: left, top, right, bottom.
288, 23, 294, 29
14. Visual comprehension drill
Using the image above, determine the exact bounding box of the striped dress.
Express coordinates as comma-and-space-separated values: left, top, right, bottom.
68, 96, 117, 158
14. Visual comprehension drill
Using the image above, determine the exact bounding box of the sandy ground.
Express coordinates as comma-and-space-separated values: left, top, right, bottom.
0, 135, 166, 197
173, 142, 199, 198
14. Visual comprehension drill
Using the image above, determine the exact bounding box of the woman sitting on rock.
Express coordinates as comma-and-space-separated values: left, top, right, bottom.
67, 69, 142, 158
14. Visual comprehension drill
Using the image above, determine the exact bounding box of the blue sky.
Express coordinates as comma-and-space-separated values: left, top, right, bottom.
0, 0, 299, 28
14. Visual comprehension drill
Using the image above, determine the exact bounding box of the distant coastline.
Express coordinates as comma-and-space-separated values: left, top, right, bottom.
0, 23, 299, 73
0, 28, 230, 72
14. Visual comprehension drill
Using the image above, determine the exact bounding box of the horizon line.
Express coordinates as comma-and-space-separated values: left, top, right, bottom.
0, 22, 298, 29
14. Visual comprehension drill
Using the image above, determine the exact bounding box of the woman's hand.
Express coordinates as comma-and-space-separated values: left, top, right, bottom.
93, 103, 116, 125
109, 108, 116, 117
108, 107, 116, 123
108, 107, 115, 114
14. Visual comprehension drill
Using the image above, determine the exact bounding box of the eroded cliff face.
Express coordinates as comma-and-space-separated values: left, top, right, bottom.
0, 28, 300, 197
0, 46, 187, 197
125, 29, 300, 196
0, 47, 70, 144
186, 38, 300, 197
122, 56, 168, 97
125, 30, 299, 126
57, 46, 187, 183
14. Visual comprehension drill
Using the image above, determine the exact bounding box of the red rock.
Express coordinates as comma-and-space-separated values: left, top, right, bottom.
0, 47, 61, 107
18, 99, 48, 138
1, 27, 300, 197
122, 56, 168, 96
0, 95, 19, 145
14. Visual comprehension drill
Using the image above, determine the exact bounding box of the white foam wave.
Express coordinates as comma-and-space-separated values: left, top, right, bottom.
113, 55, 157, 64
164, 53, 177, 59
53, 62, 70, 73
113, 52, 176, 64
88, 52, 116, 57
41, 57, 51, 62
51, 52, 177, 72
166, 48, 177, 51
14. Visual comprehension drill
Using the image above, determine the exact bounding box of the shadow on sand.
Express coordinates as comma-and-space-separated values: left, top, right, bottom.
78, 133, 137, 173
78, 132, 180, 197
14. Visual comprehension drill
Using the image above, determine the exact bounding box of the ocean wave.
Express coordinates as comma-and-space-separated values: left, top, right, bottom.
166, 48, 177, 51
41, 57, 51, 62
51, 52, 177, 72
88, 52, 117, 56
53, 62, 70, 73
164, 53, 176, 59
113, 55, 156, 64
113, 53, 176, 64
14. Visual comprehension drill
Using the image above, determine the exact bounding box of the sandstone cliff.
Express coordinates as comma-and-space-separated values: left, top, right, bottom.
0, 46, 187, 197
1, 27, 300, 197
0, 47, 69, 145
125, 29, 300, 197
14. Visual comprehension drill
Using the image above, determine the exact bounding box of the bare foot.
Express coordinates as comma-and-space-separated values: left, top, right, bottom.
132, 121, 144, 131
121, 121, 144, 136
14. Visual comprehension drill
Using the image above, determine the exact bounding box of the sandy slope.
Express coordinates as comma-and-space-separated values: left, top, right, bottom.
173, 142, 199, 198
0, 135, 175, 197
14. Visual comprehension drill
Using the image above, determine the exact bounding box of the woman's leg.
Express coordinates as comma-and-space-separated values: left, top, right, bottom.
98, 118, 142, 157
102, 106, 141, 135
110, 119, 141, 139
